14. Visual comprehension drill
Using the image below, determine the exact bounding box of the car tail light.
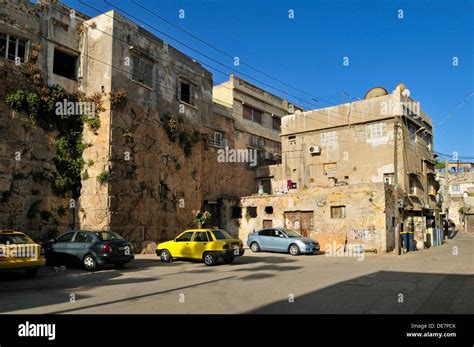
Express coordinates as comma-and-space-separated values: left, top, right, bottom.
103, 243, 112, 254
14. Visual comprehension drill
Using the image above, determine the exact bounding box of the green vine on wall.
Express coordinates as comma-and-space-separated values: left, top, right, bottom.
4, 43, 106, 197
5, 86, 87, 195
160, 112, 200, 157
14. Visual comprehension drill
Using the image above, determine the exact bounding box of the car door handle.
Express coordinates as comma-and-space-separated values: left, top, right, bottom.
203, 243, 207, 245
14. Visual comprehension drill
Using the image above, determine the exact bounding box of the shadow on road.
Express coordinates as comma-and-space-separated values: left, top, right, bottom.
246, 271, 474, 314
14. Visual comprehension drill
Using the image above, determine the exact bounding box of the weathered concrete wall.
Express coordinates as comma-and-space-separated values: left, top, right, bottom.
238, 183, 390, 252
214, 74, 297, 158
77, 12, 114, 231
275, 88, 438, 223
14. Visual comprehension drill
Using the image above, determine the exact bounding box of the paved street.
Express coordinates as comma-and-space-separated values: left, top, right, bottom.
0, 234, 472, 314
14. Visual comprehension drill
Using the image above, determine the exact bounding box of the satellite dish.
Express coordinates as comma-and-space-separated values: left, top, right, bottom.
402, 89, 411, 97
364, 87, 388, 99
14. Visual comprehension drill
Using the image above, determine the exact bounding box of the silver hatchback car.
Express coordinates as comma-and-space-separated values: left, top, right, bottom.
247, 228, 319, 255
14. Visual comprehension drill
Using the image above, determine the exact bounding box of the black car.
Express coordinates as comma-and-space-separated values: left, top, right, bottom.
43, 230, 134, 271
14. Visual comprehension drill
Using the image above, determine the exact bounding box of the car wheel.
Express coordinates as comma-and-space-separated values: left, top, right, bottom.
289, 244, 300, 256
160, 249, 172, 263
203, 252, 217, 266
250, 242, 260, 253
223, 256, 235, 264
25, 268, 39, 278
83, 254, 97, 271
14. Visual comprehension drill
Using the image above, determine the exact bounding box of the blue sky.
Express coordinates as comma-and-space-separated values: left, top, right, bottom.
64, 0, 473, 158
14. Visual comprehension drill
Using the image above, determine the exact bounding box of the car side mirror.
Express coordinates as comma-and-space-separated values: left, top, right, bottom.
53, 238, 58, 244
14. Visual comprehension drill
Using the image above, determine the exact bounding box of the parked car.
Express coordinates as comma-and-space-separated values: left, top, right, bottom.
0, 230, 46, 277
43, 230, 134, 271
247, 228, 319, 255
156, 229, 244, 266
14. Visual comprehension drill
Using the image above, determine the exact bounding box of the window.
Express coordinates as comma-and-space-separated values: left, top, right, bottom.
231, 207, 242, 219
132, 56, 153, 87
179, 80, 195, 105
261, 179, 272, 194
409, 176, 418, 195
94, 231, 124, 241
210, 131, 224, 148
408, 124, 417, 143
366, 122, 387, 140
243, 104, 263, 124
247, 206, 257, 218
275, 142, 282, 153
211, 229, 232, 240
258, 229, 271, 237
0, 34, 27, 63
272, 116, 281, 131
264, 206, 273, 214
206, 231, 214, 241
0, 234, 30, 244
176, 232, 193, 242
321, 131, 338, 147
330, 206, 346, 219
53, 48, 77, 80
74, 232, 94, 243
451, 184, 460, 193
193, 232, 208, 242
57, 232, 75, 243
383, 173, 395, 185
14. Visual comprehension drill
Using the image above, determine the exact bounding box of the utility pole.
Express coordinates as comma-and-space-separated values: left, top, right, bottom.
394, 118, 401, 255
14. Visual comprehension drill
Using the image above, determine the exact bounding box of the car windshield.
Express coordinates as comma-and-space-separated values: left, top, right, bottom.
0, 234, 31, 244
211, 229, 232, 240
93, 231, 124, 241
282, 229, 302, 238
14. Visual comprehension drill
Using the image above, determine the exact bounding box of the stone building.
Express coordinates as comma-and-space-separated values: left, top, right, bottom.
238, 84, 441, 252
0, 0, 90, 240
0, 0, 297, 246
213, 74, 302, 167
438, 161, 474, 229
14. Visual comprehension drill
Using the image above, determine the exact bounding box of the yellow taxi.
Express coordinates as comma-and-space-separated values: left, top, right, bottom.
156, 229, 244, 266
0, 230, 46, 277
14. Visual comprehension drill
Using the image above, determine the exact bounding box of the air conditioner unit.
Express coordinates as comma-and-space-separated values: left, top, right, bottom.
309, 145, 321, 154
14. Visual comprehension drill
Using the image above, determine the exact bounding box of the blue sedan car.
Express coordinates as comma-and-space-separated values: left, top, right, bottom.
43, 230, 134, 270
247, 228, 320, 255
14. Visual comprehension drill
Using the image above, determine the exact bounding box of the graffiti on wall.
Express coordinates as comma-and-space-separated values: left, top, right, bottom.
347, 224, 376, 241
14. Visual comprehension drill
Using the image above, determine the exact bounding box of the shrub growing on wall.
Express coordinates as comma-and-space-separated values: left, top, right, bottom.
5, 84, 102, 197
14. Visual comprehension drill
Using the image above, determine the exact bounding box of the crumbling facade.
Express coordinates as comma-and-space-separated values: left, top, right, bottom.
0, 0, 297, 248
438, 161, 474, 229
238, 85, 441, 252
